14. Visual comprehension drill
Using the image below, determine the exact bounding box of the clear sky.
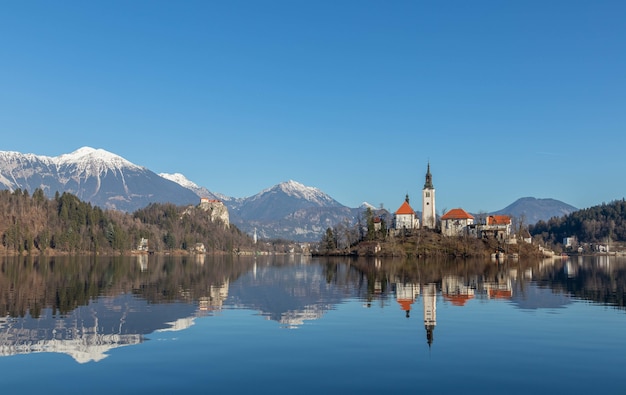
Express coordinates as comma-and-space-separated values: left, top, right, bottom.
2, 1, 625, 213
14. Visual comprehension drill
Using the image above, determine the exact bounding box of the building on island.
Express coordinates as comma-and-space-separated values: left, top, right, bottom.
422, 163, 436, 229
394, 194, 419, 231
480, 215, 512, 240
373, 216, 382, 232
440, 208, 475, 237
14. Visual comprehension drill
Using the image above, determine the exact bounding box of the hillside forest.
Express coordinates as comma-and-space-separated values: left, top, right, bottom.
0, 188, 255, 255
530, 199, 626, 250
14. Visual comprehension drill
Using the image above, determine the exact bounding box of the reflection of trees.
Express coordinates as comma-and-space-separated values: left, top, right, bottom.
0, 255, 256, 319
321, 256, 556, 305
339, 255, 626, 310
534, 257, 626, 308
4, 255, 625, 321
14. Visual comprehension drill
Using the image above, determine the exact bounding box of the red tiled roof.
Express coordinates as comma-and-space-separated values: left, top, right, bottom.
440, 208, 474, 220
489, 289, 512, 299
397, 299, 414, 311
487, 215, 511, 225
395, 201, 415, 215
443, 294, 474, 306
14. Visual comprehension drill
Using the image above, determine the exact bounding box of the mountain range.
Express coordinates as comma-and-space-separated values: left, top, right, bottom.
0, 147, 578, 242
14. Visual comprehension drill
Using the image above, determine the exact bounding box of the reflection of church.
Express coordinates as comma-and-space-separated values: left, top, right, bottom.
442, 276, 475, 306
395, 282, 420, 318
395, 282, 437, 347
423, 283, 437, 347
394, 272, 518, 349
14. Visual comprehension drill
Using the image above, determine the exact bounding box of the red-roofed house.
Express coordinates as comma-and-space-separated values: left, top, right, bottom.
481, 215, 512, 240
440, 208, 474, 236
394, 194, 419, 230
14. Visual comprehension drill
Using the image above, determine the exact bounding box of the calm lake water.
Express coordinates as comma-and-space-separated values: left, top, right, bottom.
0, 254, 625, 394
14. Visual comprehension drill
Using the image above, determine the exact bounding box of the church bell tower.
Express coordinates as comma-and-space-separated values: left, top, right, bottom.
422, 162, 436, 229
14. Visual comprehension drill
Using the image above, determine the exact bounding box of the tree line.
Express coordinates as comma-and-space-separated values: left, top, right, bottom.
320, 207, 389, 251
529, 199, 626, 247
0, 254, 254, 318
0, 188, 255, 255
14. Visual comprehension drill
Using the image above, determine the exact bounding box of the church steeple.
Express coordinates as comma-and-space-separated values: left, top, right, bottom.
423, 283, 437, 348
424, 162, 433, 189
421, 162, 436, 229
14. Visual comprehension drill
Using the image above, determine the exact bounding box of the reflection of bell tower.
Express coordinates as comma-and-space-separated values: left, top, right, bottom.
423, 283, 437, 347
422, 162, 436, 229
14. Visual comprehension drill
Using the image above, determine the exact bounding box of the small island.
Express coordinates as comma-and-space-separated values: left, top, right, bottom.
315, 164, 548, 260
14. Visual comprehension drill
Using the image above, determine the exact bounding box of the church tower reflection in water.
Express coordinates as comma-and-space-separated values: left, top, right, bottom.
395, 281, 437, 347
423, 283, 437, 347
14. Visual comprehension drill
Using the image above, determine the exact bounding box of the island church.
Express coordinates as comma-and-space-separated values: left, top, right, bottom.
393, 163, 436, 231
392, 163, 513, 241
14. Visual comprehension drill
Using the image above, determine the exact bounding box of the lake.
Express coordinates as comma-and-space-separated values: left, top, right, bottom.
0, 254, 624, 394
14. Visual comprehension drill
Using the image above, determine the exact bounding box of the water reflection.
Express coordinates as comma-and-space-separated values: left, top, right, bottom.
1, 254, 625, 362
0, 254, 249, 362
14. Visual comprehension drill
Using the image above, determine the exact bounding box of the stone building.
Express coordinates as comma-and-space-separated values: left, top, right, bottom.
440, 208, 475, 236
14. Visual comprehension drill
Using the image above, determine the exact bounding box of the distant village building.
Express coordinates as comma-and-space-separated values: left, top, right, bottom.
563, 237, 576, 248
137, 237, 149, 252
394, 194, 419, 230
421, 163, 436, 229
440, 208, 475, 236
194, 243, 206, 254
199, 197, 230, 227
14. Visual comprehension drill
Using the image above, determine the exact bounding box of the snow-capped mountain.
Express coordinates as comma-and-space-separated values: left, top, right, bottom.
0, 147, 199, 212
234, 180, 344, 221
0, 147, 577, 243
257, 180, 338, 207
223, 180, 362, 241
159, 172, 231, 202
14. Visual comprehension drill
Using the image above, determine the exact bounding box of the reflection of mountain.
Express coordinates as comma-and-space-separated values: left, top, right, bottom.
2, 254, 625, 363
228, 256, 361, 328
0, 294, 198, 363
0, 255, 239, 363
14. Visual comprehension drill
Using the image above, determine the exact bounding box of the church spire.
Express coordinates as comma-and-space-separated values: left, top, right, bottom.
424, 162, 433, 189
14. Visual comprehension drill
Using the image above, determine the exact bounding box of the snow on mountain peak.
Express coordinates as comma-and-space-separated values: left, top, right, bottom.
265, 179, 336, 205
57, 147, 135, 166
54, 147, 142, 176
360, 202, 376, 210
160, 172, 199, 189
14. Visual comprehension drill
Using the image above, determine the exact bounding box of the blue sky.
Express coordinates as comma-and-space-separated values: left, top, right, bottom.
2, 1, 625, 213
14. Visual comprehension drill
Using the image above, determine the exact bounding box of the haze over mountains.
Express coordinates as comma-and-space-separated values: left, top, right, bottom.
0, 147, 578, 241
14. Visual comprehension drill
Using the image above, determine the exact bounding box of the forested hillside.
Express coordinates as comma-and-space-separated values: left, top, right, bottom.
0, 188, 254, 255
529, 199, 626, 245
